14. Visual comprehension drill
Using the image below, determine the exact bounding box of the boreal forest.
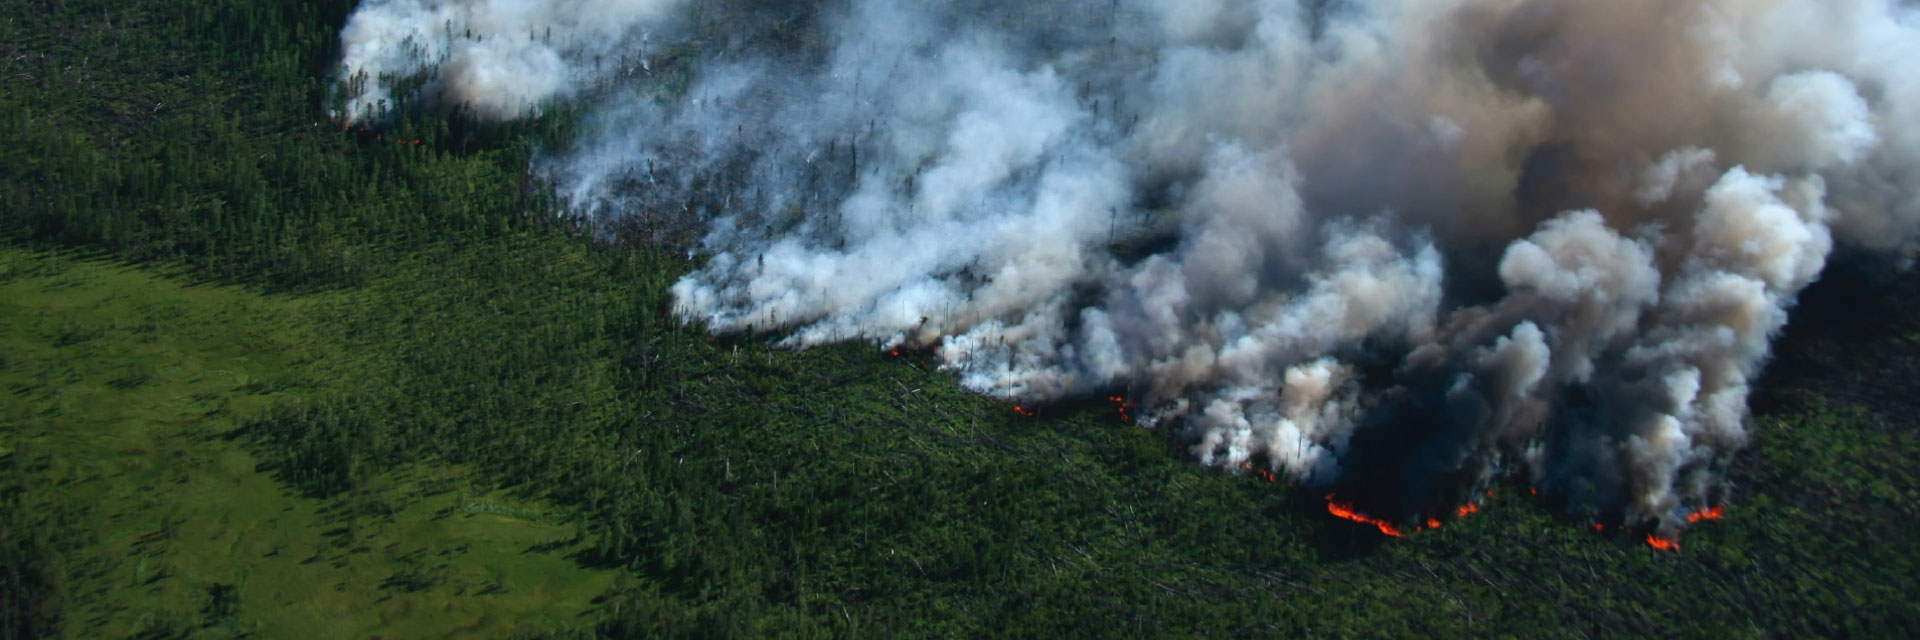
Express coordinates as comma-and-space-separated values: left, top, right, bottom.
3, 0, 1918, 637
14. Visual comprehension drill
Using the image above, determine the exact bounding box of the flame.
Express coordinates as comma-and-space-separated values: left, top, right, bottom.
889, 349, 900, 357
1455, 502, 1480, 518
1530, 487, 1538, 496
1325, 496, 1406, 538
1236, 462, 1278, 482
1646, 534, 1681, 551
1013, 405, 1035, 417
1686, 506, 1725, 523
1107, 395, 1136, 422
1591, 523, 1604, 532
1426, 518, 1442, 529
1237, 465, 1276, 483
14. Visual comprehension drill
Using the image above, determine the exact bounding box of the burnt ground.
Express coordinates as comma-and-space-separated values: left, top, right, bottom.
1754, 253, 1920, 432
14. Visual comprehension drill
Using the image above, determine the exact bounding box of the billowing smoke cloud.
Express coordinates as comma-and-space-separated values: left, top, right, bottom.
335, 0, 686, 120
337, 0, 1920, 534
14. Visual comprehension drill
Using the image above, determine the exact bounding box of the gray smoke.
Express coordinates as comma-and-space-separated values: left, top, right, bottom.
336, 0, 1920, 534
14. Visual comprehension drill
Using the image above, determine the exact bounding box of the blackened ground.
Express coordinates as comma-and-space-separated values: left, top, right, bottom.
1752, 251, 1920, 431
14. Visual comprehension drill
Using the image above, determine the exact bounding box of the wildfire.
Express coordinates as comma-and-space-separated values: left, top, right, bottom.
1592, 523, 1604, 532
1324, 495, 1407, 538
1427, 518, 1442, 529
1637, 507, 1721, 550
1455, 502, 1480, 518
1686, 506, 1725, 523
1012, 405, 1036, 417
1107, 395, 1136, 422
889, 349, 900, 357
1234, 462, 1276, 482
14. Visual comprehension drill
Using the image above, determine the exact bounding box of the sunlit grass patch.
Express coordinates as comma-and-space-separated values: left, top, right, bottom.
0, 248, 614, 638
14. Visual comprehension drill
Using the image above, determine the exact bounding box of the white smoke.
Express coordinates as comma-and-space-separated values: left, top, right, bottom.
335, 0, 685, 120
337, 0, 1920, 532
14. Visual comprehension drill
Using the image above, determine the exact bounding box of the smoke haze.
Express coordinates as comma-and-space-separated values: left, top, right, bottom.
336, 0, 1920, 533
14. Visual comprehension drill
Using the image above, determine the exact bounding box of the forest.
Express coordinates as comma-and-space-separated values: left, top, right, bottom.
3, 0, 1918, 637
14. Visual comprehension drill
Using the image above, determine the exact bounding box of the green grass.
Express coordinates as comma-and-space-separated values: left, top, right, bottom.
0, 248, 614, 638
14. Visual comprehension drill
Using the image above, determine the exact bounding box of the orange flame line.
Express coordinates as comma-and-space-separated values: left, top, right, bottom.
1325, 498, 1406, 538
1686, 505, 1725, 523
1455, 502, 1480, 518
1646, 534, 1680, 551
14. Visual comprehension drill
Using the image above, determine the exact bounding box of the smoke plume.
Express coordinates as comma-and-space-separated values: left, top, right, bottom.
336, 0, 1920, 534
